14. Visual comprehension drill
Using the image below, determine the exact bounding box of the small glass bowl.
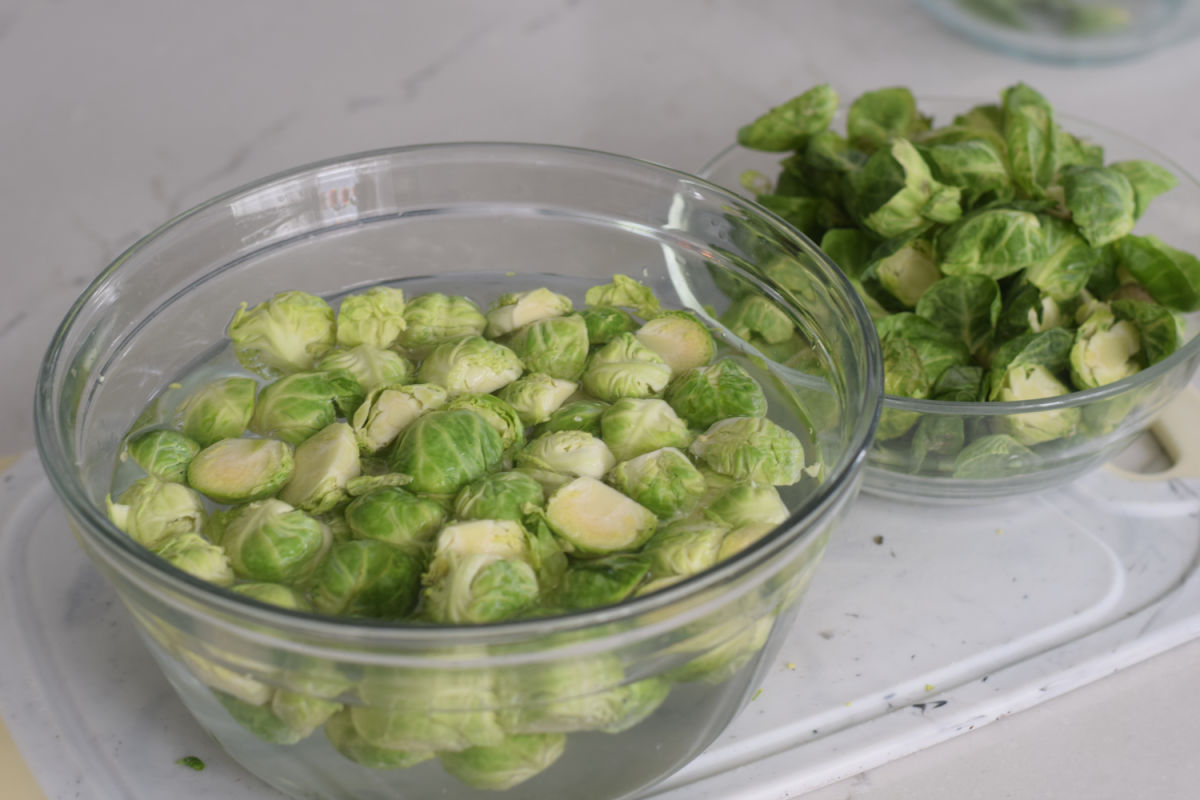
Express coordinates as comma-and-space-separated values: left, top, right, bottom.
700, 101, 1200, 503
34, 143, 881, 799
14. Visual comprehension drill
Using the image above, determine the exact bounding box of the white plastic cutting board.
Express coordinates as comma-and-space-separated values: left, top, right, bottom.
2, 449, 1199, 800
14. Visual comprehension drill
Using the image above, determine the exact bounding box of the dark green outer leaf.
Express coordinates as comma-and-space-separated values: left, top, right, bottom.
846, 87, 930, 151
915, 274, 1002, 355
1061, 166, 1136, 248
1026, 215, 1099, 301
1117, 235, 1200, 312
1110, 160, 1178, 219
936, 209, 1047, 280
1112, 298, 1182, 365
737, 84, 839, 152
1002, 85, 1057, 198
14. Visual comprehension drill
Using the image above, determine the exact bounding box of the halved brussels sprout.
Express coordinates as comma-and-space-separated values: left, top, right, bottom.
309, 539, 423, 619
607, 446, 706, 518
532, 399, 609, 438
270, 690, 343, 740
664, 358, 768, 430
453, 471, 545, 523
387, 409, 505, 495
580, 306, 638, 345
599, 397, 693, 463
1070, 306, 1142, 389
249, 372, 344, 445
543, 477, 658, 554
353, 667, 506, 752
187, 437, 295, 504
124, 429, 200, 483
416, 335, 524, 395
324, 710, 435, 770
635, 310, 716, 375
220, 499, 331, 583
496, 373, 577, 426
424, 553, 540, 624
396, 293, 487, 354
156, 532, 235, 586
716, 521, 777, 561
216, 692, 307, 745
642, 516, 728, 579
428, 519, 531, 571
105, 477, 207, 549
335, 286, 407, 348
553, 553, 651, 611
484, 288, 573, 338
278, 422, 362, 514
584, 274, 662, 319
516, 430, 616, 480
506, 313, 590, 380
580, 333, 672, 402
702, 482, 789, 527
344, 487, 446, 552
316, 345, 414, 392
689, 416, 806, 485
439, 733, 566, 791
443, 392, 526, 452
991, 364, 1081, 444
226, 290, 336, 377
231, 581, 312, 611
719, 294, 794, 345
176, 376, 258, 447
351, 383, 448, 455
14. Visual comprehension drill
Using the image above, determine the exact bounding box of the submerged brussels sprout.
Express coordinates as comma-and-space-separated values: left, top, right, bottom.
642, 516, 728, 579
438, 733, 566, 791
388, 410, 504, 495
515, 431, 616, 481
106, 477, 207, 549
953, 434, 1039, 479
249, 372, 344, 445
581, 306, 638, 345
703, 482, 789, 527
991, 364, 1081, 445
719, 294, 794, 345
689, 417, 806, 485
216, 692, 307, 745
544, 477, 658, 554
667, 616, 773, 684
665, 359, 768, 430
226, 290, 336, 377
553, 554, 651, 611
454, 472, 545, 523
496, 373, 577, 426
416, 335, 524, 395
344, 487, 446, 552
271, 689, 343, 740
599, 397, 693, 463
584, 274, 662, 319
220, 499, 331, 583
506, 312, 590, 380
353, 667, 505, 752
123, 429, 200, 484
424, 552, 540, 624
352, 383, 448, 455
443, 392, 525, 453
635, 311, 716, 374
187, 437, 295, 505
324, 710, 434, 770
396, 293, 487, 354
335, 286, 407, 349
484, 287, 573, 338
533, 399, 609, 438
278, 422, 361, 513
581, 333, 672, 402
157, 532, 235, 586
607, 447, 706, 518
176, 376, 258, 447
316, 345, 414, 392
231, 581, 312, 611
310, 539, 423, 619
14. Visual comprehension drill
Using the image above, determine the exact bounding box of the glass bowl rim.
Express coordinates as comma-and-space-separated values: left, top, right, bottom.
33, 140, 883, 644
698, 99, 1200, 418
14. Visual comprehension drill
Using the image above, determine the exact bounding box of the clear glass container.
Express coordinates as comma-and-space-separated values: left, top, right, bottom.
700, 102, 1200, 503
34, 143, 882, 799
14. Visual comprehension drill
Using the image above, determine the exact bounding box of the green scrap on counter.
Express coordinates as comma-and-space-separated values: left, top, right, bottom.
175, 756, 206, 771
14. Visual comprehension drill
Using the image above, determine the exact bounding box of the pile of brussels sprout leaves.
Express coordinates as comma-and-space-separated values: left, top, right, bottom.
736, 82, 1199, 478
105, 276, 815, 788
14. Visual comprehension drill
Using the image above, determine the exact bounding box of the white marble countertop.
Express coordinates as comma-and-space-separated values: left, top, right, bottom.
3, 1, 1200, 798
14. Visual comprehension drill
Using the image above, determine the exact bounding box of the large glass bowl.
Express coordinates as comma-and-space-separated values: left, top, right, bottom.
33, 143, 882, 800
700, 102, 1200, 503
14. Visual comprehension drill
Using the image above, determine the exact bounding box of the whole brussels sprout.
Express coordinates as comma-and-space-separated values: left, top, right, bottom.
584, 274, 662, 319
351, 383, 447, 455
220, 499, 332, 583
580, 332, 672, 402
689, 416, 806, 485
187, 437, 295, 504
532, 399, 609, 438
226, 290, 336, 377
105, 476, 207, 549
642, 516, 729, 579
310, 539, 423, 619
719, 294, 794, 345
484, 287, 574, 338
176, 376, 258, 447
249, 372, 345, 445
703, 482, 789, 527
123, 428, 200, 483
599, 397, 693, 463
387, 410, 505, 495
515, 430, 616, 480
438, 733, 566, 791
270, 689, 344, 740
423, 552, 540, 624
665, 359, 768, 430
506, 313, 590, 380
443, 392, 526, 452
216, 692, 308, 745
343, 487, 446, 552
231, 581, 312, 611
416, 335, 524, 395
316, 345, 414, 392
396, 293, 486, 354
156, 532, 235, 586
717, 521, 777, 561
667, 615, 773, 684
278, 422, 362, 514
324, 710, 435, 770
990, 364, 1081, 445
1070, 306, 1142, 389
335, 286, 407, 348
544, 477, 658, 554
607, 447, 707, 518
352, 667, 506, 753
428, 519, 531, 570
495, 373, 577, 426
453, 472, 545, 523
580, 306, 638, 345
635, 310, 716, 374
